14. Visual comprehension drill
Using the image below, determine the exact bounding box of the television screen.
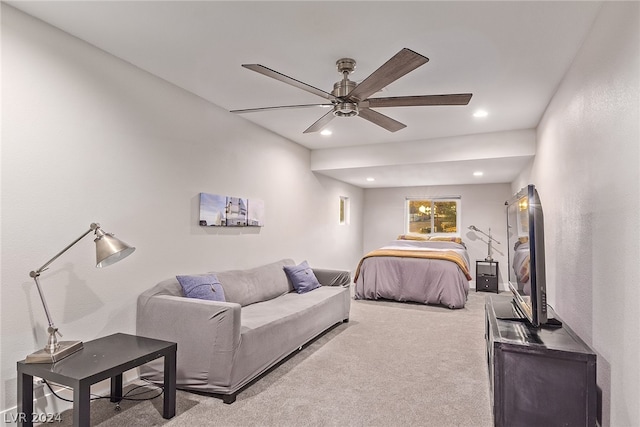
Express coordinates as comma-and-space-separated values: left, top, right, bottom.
506, 185, 548, 327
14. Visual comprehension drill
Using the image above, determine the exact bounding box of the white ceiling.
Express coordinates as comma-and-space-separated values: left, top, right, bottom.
8, 1, 603, 188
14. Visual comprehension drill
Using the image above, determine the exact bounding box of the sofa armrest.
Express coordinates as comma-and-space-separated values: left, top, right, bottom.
136, 295, 241, 387
312, 268, 351, 287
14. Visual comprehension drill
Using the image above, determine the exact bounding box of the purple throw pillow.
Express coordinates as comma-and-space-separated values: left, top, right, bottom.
283, 261, 321, 294
176, 274, 226, 302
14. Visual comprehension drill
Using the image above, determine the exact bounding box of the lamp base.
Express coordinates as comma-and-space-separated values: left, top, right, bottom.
25, 341, 83, 364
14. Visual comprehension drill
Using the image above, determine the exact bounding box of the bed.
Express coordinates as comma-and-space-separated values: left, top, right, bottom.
353, 239, 472, 309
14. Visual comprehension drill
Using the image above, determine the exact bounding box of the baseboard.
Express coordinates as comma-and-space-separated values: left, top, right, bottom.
1, 370, 140, 425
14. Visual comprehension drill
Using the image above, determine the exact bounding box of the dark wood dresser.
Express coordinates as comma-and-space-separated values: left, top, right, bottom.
485, 296, 597, 426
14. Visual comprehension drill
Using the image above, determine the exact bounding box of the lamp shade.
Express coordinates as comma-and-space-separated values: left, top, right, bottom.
95, 230, 136, 268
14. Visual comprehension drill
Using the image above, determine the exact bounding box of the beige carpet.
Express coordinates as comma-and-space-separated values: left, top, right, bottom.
46, 292, 496, 426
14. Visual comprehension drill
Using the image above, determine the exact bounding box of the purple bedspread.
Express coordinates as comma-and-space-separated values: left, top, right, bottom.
354, 240, 470, 309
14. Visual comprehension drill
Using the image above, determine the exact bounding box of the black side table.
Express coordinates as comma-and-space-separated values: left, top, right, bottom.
17, 333, 176, 427
476, 260, 499, 293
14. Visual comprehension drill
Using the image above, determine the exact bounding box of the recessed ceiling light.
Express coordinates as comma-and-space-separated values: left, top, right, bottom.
473, 171, 484, 177
366, 177, 375, 182
320, 129, 332, 136
473, 110, 488, 118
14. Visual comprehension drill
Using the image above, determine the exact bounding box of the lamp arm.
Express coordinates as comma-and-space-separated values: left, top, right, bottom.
28, 223, 100, 344
30, 223, 99, 277
32, 274, 56, 330
474, 229, 501, 245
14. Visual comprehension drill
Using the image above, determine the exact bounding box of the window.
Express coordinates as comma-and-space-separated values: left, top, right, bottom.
405, 197, 461, 236
339, 196, 350, 225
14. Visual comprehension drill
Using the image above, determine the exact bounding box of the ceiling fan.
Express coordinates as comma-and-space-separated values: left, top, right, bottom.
231, 48, 472, 134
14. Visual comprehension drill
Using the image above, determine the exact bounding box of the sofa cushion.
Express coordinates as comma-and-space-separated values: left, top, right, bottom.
231, 286, 350, 389
177, 274, 226, 302
283, 261, 321, 294
213, 259, 295, 306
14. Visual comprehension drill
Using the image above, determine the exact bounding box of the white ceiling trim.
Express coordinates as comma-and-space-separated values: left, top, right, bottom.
311, 129, 536, 171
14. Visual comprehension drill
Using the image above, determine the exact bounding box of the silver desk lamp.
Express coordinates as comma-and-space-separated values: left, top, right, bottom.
468, 225, 501, 262
26, 222, 135, 363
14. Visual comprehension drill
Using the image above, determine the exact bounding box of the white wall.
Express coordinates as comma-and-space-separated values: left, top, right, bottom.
520, 3, 639, 426
362, 183, 512, 287
0, 5, 363, 413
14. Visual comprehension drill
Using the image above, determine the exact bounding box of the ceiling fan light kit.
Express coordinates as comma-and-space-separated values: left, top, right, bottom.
231, 48, 472, 134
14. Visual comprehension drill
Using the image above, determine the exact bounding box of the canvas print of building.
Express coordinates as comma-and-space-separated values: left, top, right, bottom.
225, 197, 248, 226
199, 193, 227, 226
247, 199, 265, 227
199, 193, 263, 227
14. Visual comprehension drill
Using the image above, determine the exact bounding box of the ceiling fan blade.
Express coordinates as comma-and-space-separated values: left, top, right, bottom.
358, 108, 406, 132
303, 110, 336, 134
242, 64, 338, 102
346, 48, 429, 102
366, 93, 473, 108
231, 104, 333, 114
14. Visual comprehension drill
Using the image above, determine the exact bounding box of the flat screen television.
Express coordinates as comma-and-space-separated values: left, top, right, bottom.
506, 185, 559, 328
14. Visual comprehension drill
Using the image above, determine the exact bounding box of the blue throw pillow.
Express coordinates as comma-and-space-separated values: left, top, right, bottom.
283, 261, 321, 294
176, 274, 226, 302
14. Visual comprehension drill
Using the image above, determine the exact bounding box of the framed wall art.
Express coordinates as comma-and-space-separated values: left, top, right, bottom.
199, 193, 264, 227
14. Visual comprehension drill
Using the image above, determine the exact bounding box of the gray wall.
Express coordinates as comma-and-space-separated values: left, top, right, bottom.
514, 3, 639, 425
0, 5, 363, 412
362, 184, 512, 287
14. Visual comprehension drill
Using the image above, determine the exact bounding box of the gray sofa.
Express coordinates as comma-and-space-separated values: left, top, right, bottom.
136, 259, 351, 403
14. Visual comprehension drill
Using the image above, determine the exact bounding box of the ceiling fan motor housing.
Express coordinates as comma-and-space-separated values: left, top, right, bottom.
332, 79, 358, 117
333, 58, 358, 117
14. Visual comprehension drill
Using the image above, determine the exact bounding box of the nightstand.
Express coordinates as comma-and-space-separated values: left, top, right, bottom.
476, 260, 498, 293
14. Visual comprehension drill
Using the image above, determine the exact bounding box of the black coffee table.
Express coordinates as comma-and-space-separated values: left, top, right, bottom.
17, 333, 176, 426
